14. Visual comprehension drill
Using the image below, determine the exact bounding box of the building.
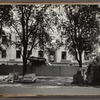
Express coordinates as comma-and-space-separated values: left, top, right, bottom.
0, 32, 99, 67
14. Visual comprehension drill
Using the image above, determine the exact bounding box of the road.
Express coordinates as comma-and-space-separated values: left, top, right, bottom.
0, 85, 100, 97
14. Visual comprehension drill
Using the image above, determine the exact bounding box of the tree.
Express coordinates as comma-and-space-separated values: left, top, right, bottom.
0, 5, 12, 50
59, 5, 100, 69
11, 5, 51, 76
86, 56, 100, 85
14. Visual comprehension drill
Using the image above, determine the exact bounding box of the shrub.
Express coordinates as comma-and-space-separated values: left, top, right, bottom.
73, 71, 84, 84
86, 56, 100, 85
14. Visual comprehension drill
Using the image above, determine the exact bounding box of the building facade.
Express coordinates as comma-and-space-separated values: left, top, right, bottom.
0, 33, 98, 66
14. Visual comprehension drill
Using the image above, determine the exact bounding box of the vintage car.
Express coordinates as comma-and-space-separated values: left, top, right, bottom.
28, 56, 46, 66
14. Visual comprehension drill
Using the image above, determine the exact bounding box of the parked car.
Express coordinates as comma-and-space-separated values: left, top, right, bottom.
28, 56, 46, 66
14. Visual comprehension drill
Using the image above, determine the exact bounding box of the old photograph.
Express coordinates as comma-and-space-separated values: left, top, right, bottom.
0, 4, 100, 97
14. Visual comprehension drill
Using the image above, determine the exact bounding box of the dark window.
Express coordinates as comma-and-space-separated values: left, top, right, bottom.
61, 51, 66, 60
2, 36, 7, 44
49, 51, 55, 62
84, 52, 89, 60
16, 50, 21, 58
38, 50, 44, 58
9, 34, 11, 40
27, 50, 32, 56
2, 50, 6, 58
16, 44, 20, 48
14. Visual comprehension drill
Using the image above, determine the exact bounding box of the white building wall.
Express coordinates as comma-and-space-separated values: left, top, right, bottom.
0, 32, 98, 65
56, 46, 90, 63
0, 46, 90, 64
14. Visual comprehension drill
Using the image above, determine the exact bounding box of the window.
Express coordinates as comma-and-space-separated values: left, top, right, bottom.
27, 50, 32, 56
16, 50, 21, 58
49, 51, 55, 62
84, 52, 89, 60
38, 50, 44, 58
2, 36, 7, 44
2, 50, 6, 58
61, 51, 66, 60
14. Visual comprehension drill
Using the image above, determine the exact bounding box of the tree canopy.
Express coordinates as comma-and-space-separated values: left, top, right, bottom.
0, 5, 12, 50
58, 5, 100, 68
11, 5, 52, 75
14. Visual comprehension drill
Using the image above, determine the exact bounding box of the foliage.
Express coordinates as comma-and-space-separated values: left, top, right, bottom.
86, 56, 100, 85
73, 71, 84, 84
0, 5, 12, 25
58, 5, 100, 68
0, 5, 12, 50
11, 5, 52, 76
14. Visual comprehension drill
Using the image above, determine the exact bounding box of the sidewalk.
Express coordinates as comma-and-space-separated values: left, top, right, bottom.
0, 74, 73, 86
0, 75, 100, 97
0, 74, 73, 81
0, 85, 100, 97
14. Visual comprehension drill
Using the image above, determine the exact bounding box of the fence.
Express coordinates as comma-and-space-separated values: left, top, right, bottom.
0, 65, 79, 77
0, 65, 35, 75
35, 66, 79, 77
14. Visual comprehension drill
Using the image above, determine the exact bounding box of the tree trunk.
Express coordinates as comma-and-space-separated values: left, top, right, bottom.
77, 51, 82, 67
22, 45, 27, 76
78, 52, 83, 75
79, 55, 82, 68
23, 56, 27, 76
